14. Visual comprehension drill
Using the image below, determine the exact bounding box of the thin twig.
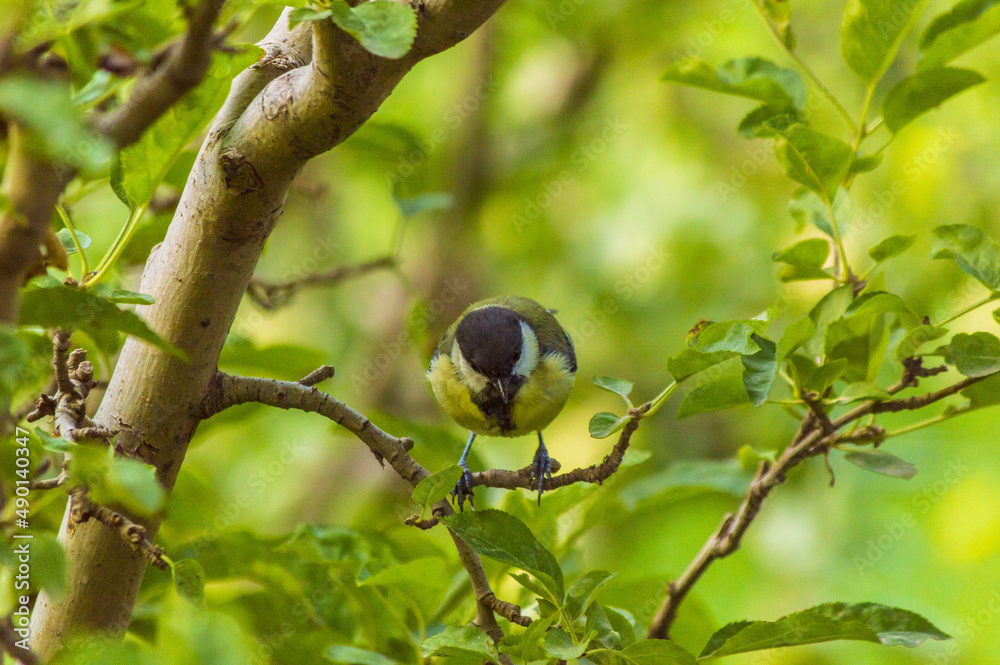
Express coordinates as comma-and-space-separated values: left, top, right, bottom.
247, 256, 396, 309
646, 368, 996, 639
0, 616, 37, 665
67, 487, 169, 570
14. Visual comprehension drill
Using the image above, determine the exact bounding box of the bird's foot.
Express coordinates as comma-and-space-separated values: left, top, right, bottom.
450, 462, 475, 511
530, 447, 555, 505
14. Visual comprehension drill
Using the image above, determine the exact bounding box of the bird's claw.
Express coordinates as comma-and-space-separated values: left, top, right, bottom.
530, 447, 555, 505
451, 464, 475, 511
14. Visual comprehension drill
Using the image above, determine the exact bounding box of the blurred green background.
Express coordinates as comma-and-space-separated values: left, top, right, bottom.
21, 0, 1000, 662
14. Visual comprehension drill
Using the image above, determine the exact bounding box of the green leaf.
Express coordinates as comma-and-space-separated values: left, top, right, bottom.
18, 282, 186, 360
696, 320, 765, 354
56, 229, 93, 254
594, 376, 635, 402
30, 533, 66, 598
605, 639, 698, 665
995, 307, 1000, 324
420, 625, 501, 665
772, 238, 832, 282
882, 67, 985, 133
102, 289, 156, 305
411, 466, 464, 516
738, 444, 776, 471
544, 627, 592, 660
661, 57, 806, 109
773, 125, 854, 200
845, 291, 915, 319
113, 47, 261, 208
837, 381, 892, 402
802, 358, 849, 395
298, 1, 417, 59
869, 234, 917, 264
841, 0, 930, 82
738, 105, 803, 138
443, 509, 564, 599
499, 613, 557, 662
944, 331, 1000, 376
677, 374, 751, 419
850, 152, 884, 174
932, 224, 1000, 289
667, 349, 740, 382
604, 606, 639, 648
172, 559, 206, 607
100, 454, 167, 515
357, 557, 447, 609
825, 311, 889, 383
566, 570, 617, 620
325, 645, 402, 665
844, 449, 918, 479
778, 316, 817, 359
757, 0, 795, 48
962, 371, 1000, 409
742, 334, 778, 406
920, 0, 1000, 70
395, 192, 454, 217
510, 571, 561, 606
788, 188, 850, 237
0, 76, 113, 175
896, 324, 948, 359
699, 602, 949, 658
35, 428, 77, 453
589, 412, 630, 439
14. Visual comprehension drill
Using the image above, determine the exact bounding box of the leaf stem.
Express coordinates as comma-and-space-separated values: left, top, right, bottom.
83, 203, 148, 288
821, 194, 851, 281
937, 294, 1000, 327
55, 204, 89, 279
751, 9, 856, 134
884, 411, 960, 439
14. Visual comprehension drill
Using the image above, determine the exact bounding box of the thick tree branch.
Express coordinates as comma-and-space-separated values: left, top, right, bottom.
97, 0, 226, 149
30, 1, 506, 655
647, 369, 997, 639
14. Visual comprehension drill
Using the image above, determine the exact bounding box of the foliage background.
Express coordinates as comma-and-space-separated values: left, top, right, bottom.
6, 0, 1000, 663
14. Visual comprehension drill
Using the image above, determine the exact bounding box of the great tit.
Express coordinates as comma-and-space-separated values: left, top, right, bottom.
428, 295, 577, 508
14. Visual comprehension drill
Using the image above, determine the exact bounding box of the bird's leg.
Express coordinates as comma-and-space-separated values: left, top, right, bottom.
451, 431, 477, 511
530, 431, 554, 504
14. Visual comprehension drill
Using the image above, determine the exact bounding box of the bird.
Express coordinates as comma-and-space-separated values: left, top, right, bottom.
427, 295, 577, 509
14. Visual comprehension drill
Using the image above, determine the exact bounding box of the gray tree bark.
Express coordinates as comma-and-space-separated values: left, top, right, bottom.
28, 2, 505, 657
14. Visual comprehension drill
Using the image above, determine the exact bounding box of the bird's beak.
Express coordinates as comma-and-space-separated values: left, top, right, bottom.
495, 377, 511, 404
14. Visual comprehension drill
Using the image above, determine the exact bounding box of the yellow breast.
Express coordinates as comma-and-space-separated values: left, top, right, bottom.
428, 353, 575, 437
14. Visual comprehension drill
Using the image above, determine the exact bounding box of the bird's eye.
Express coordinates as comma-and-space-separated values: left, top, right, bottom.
514, 349, 521, 359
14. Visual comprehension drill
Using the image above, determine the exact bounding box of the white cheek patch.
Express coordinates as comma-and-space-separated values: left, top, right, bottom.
452, 344, 487, 393
513, 321, 540, 377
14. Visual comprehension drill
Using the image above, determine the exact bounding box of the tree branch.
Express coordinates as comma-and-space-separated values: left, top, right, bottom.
646, 369, 996, 639
0, 616, 37, 665
97, 0, 227, 149
247, 256, 396, 309
67, 487, 168, 570
202, 368, 649, 645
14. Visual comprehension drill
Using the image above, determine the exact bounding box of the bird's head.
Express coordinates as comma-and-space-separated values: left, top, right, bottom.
453, 306, 539, 403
